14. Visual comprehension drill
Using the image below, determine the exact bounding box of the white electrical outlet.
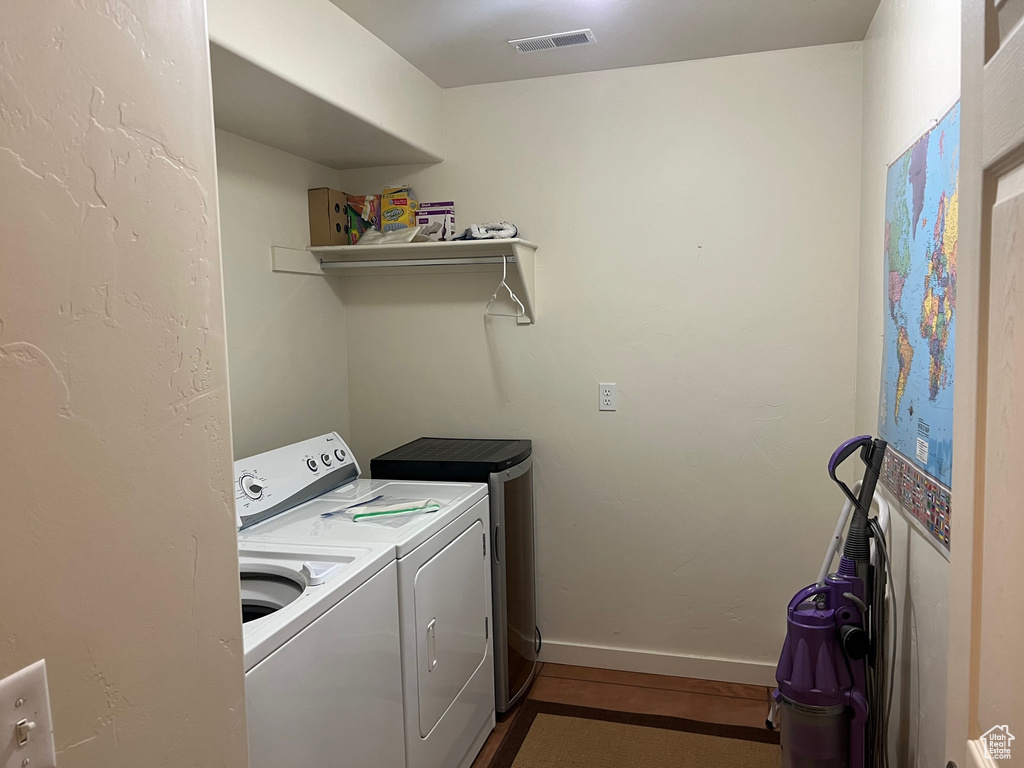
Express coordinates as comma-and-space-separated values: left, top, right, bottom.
599, 383, 617, 411
1, 660, 56, 768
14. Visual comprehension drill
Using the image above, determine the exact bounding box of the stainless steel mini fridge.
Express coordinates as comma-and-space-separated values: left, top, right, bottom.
371, 438, 538, 713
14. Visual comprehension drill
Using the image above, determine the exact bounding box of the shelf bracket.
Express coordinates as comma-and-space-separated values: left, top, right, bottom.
271, 246, 324, 275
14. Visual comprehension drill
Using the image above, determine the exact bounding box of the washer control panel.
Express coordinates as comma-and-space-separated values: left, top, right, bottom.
233, 432, 360, 530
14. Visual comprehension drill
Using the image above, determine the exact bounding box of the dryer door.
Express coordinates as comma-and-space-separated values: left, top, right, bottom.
414, 519, 489, 736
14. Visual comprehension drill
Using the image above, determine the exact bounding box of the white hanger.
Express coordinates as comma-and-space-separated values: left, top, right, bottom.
485, 255, 526, 319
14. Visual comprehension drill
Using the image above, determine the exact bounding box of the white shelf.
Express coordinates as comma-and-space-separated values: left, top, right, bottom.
271, 239, 537, 325
210, 44, 443, 169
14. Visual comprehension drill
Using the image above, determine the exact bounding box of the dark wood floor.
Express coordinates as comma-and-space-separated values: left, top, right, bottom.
471, 663, 774, 767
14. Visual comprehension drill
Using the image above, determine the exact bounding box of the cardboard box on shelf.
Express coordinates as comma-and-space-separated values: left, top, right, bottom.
381, 185, 419, 232
309, 189, 382, 245
308, 187, 349, 246
417, 201, 457, 241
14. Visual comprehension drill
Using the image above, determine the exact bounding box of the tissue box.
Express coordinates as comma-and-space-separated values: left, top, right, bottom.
307, 187, 349, 246
381, 185, 419, 232
417, 202, 457, 241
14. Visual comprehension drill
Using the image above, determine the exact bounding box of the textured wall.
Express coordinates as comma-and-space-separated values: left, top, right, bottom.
0, 2, 248, 766
856, 0, 960, 765
336, 43, 864, 683
216, 130, 350, 459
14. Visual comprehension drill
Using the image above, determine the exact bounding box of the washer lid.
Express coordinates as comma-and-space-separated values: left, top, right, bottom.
237, 541, 394, 671
237, 479, 488, 558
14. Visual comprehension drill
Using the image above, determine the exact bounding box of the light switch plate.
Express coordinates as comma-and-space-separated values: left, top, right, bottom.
1, 660, 56, 768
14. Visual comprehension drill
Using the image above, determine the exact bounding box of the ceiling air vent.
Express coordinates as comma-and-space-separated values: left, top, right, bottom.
508, 29, 596, 54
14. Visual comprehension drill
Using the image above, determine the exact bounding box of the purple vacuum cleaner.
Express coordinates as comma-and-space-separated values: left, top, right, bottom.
768, 436, 895, 768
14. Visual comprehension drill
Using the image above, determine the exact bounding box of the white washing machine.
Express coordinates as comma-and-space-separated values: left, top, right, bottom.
235, 433, 495, 768
238, 541, 405, 768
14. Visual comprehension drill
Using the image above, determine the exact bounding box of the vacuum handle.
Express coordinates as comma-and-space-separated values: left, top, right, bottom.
828, 436, 873, 484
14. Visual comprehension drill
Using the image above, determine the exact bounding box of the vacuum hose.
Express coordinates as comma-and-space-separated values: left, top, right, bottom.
828, 437, 887, 564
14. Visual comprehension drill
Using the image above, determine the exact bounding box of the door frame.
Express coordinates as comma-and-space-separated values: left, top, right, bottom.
944, 0, 984, 764
947, 0, 1024, 765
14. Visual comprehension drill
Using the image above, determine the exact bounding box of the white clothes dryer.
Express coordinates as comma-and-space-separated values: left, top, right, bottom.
235, 433, 495, 768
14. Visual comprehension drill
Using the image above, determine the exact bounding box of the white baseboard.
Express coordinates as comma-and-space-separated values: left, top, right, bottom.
538, 640, 778, 688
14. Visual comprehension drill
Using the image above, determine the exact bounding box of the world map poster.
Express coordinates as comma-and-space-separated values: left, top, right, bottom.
878, 102, 959, 555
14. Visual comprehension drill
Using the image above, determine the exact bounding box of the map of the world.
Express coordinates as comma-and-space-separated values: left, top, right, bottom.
878, 102, 959, 552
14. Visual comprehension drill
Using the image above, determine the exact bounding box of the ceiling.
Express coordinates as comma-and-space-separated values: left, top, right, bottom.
327, 0, 880, 88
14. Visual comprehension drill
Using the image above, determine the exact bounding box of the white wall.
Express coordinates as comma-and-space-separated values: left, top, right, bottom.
216, 130, 350, 459
335, 43, 864, 683
856, 1, 959, 765
0, 1, 247, 766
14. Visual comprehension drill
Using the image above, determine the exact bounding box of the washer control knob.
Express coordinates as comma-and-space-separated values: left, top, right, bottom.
240, 474, 264, 500
306, 457, 318, 472
321, 453, 332, 466
334, 449, 346, 462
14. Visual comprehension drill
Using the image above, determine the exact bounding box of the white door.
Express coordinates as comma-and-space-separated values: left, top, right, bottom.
414, 519, 489, 736
947, 1, 1024, 766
